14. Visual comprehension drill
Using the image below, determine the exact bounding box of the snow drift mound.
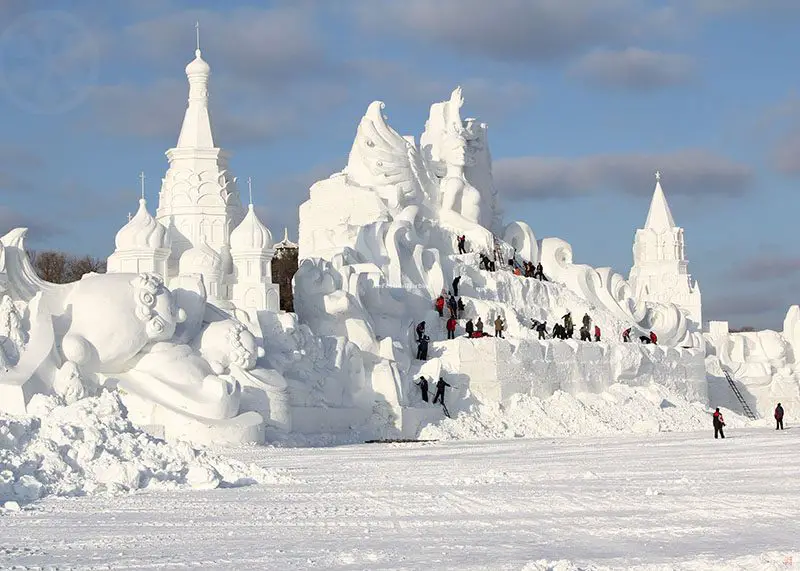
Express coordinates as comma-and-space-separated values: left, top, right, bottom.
0, 391, 288, 506
420, 383, 750, 441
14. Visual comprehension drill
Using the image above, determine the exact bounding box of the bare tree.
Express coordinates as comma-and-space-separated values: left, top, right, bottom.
26, 250, 106, 284
272, 246, 298, 312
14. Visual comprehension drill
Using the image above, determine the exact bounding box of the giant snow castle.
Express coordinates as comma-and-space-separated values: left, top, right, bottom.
1, 45, 799, 444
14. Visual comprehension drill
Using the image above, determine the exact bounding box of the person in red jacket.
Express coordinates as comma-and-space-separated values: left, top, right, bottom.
622, 327, 631, 342
649, 330, 658, 345
446, 317, 457, 340
713, 407, 725, 439
434, 295, 445, 317
775, 403, 785, 430
594, 325, 601, 342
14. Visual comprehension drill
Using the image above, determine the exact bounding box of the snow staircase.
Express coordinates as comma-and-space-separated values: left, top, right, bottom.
723, 369, 758, 420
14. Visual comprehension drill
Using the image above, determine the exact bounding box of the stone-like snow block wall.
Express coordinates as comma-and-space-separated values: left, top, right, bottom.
435, 337, 707, 407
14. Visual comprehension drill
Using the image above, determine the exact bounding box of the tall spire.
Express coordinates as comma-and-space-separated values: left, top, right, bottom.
247, 176, 253, 205
176, 29, 215, 149
139, 171, 146, 201
644, 170, 676, 232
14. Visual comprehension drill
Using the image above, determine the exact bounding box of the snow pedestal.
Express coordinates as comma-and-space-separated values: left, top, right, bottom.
119, 392, 265, 445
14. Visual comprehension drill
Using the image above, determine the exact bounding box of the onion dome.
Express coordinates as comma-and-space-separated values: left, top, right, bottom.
114, 199, 170, 250
230, 204, 273, 251
179, 239, 222, 277
185, 49, 210, 76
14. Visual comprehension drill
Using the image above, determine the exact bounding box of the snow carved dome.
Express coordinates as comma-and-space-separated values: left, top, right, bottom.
179, 239, 222, 277
230, 205, 273, 251
185, 49, 210, 76
115, 199, 170, 250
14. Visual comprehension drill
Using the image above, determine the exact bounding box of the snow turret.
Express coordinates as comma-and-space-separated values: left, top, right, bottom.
107, 176, 171, 276
629, 171, 702, 330
229, 179, 280, 313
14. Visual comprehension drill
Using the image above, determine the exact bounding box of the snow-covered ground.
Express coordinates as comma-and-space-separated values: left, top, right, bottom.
1, 427, 798, 570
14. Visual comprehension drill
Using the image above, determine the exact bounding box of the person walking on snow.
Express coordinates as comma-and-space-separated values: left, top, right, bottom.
415, 376, 429, 402
476, 317, 484, 335
457, 235, 466, 255
465, 318, 474, 337
594, 325, 601, 342
433, 377, 451, 405
649, 330, 658, 345
447, 295, 458, 318
416, 335, 430, 360
582, 313, 591, 329
536, 320, 548, 340
434, 295, 445, 317
416, 321, 426, 342
622, 327, 632, 342
446, 316, 457, 340
775, 403, 785, 430
494, 315, 505, 338
457, 297, 465, 318
536, 262, 545, 280
713, 407, 726, 439
579, 325, 591, 341
452, 276, 461, 297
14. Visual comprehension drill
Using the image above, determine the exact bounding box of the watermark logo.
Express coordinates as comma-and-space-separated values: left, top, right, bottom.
0, 10, 99, 114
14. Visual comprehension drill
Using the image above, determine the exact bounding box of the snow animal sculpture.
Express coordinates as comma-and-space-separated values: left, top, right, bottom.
0, 228, 269, 443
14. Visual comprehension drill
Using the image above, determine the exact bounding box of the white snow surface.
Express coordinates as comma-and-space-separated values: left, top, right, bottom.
0, 428, 798, 569
421, 383, 752, 441
0, 392, 288, 505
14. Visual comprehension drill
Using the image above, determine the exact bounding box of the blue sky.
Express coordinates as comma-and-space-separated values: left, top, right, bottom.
1, 0, 799, 330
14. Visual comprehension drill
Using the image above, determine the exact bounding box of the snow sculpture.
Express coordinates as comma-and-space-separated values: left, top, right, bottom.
539, 237, 690, 346
629, 172, 702, 330
107, 196, 170, 276
0, 228, 268, 444
229, 203, 280, 313
705, 310, 800, 418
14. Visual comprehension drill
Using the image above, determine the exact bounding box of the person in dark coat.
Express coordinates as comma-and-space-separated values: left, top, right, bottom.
457, 297, 465, 318
433, 377, 451, 405
448, 295, 458, 318
465, 318, 474, 337
562, 312, 573, 332
452, 276, 461, 297
713, 407, 725, 439
415, 376, 429, 402
536, 262, 545, 280
552, 323, 565, 339
622, 327, 632, 342
582, 313, 591, 329
457, 235, 467, 255
579, 325, 591, 341
536, 320, 548, 340
416, 335, 430, 360
775, 403, 785, 430
446, 317, 457, 340
416, 321, 426, 342
475, 317, 484, 335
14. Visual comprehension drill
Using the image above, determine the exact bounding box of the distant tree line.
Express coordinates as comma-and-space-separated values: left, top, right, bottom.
26, 250, 106, 283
